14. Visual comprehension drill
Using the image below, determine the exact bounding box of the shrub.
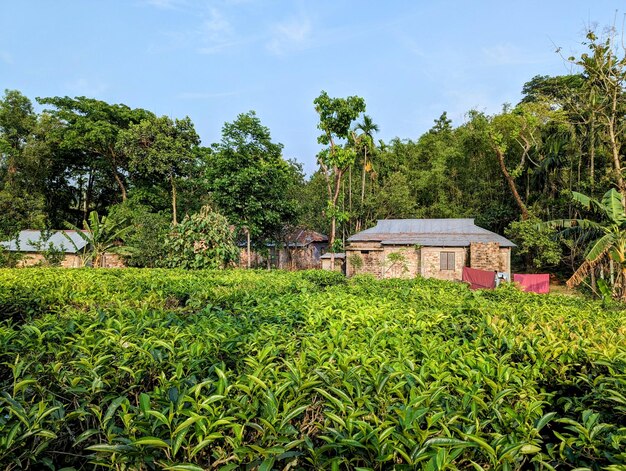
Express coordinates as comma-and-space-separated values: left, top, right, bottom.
161, 205, 239, 269
0, 268, 624, 469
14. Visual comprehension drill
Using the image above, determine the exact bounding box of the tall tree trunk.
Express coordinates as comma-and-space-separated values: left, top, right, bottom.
328, 170, 344, 271
361, 147, 367, 205
113, 170, 127, 202
348, 165, 352, 231
170, 173, 178, 225
358, 148, 368, 234
607, 118, 625, 206
246, 228, 251, 269
83, 170, 94, 222
589, 120, 595, 191
109, 147, 127, 201
6, 155, 17, 187
495, 147, 530, 220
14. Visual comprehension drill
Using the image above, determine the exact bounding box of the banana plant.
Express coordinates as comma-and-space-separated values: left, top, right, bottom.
544, 188, 626, 298
64, 210, 134, 267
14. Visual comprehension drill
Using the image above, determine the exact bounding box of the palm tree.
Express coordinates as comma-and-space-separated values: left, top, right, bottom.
355, 115, 379, 203
545, 188, 626, 298
64, 211, 134, 267
354, 115, 379, 231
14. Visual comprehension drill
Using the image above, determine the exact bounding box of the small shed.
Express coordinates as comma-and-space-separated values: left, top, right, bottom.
320, 252, 346, 273
344, 219, 515, 280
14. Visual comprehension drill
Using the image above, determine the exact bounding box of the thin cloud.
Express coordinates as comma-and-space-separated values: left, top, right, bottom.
266, 15, 312, 55
194, 7, 256, 55
200, 8, 233, 43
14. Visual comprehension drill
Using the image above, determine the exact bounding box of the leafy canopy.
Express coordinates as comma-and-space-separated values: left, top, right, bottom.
207, 111, 297, 241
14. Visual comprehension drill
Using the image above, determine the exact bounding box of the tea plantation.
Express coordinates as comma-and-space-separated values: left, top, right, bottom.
0, 268, 625, 470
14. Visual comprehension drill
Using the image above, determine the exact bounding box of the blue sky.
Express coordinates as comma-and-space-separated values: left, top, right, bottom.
0, 1, 623, 174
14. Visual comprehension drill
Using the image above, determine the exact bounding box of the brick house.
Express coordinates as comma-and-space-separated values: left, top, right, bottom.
239, 228, 328, 270
0, 230, 125, 268
343, 219, 515, 280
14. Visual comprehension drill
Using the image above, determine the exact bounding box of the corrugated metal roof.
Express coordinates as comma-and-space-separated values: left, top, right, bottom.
285, 228, 328, 247
348, 219, 515, 247
0, 230, 90, 253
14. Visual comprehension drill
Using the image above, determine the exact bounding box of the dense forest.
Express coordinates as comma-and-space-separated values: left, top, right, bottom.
2, 28, 626, 295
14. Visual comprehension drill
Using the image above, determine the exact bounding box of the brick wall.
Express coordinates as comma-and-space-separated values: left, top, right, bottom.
470, 242, 506, 272
421, 247, 466, 281
499, 248, 511, 275
17, 253, 84, 268
381, 246, 419, 279
345, 246, 383, 277
101, 253, 125, 268
321, 257, 345, 272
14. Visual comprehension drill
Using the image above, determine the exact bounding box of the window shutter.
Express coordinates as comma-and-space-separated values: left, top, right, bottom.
447, 252, 455, 270
440, 251, 456, 270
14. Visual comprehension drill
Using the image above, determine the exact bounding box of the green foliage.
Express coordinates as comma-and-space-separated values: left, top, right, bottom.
348, 252, 363, 270
109, 201, 170, 268
0, 245, 23, 268
314, 91, 366, 145
0, 188, 46, 237
0, 269, 625, 469
119, 115, 200, 224
207, 111, 298, 243
505, 217, 562, 270
65, 211, 134, 267
161, 205, 239, 269
37, 95, 154, 205
546, 188, 626, 298
27, 229, 66, 267
384, 251, 409, 275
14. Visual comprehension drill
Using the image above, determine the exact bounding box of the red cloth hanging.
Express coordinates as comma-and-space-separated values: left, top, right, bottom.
462, 266, 496, 290
513, 274, 550, 294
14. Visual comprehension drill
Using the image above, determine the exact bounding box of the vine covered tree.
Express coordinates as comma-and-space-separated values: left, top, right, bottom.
161, 205, 239, 269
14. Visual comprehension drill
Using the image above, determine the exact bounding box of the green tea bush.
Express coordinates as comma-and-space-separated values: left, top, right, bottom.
0, 268, 624, 469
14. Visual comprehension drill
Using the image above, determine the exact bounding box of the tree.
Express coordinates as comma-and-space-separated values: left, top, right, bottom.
0, 90, 47, 235
0, 90, 36, 187
119, 115, 200, 225
545, 188, 626, 298
505, 217, 562, 271
37, 96, 153, 202
353, 114, 379, 231
161, 205, 239, 269
206, 111, 298, 267
64, 210, 134, 267
314, 91, 366, 267
568, 29, 626, 202
485, 103, 561, 221
108, 200, 170, 268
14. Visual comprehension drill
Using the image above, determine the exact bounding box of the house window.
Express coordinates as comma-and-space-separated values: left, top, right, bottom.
440, 251, 455, 270
361, 250, 370, 255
